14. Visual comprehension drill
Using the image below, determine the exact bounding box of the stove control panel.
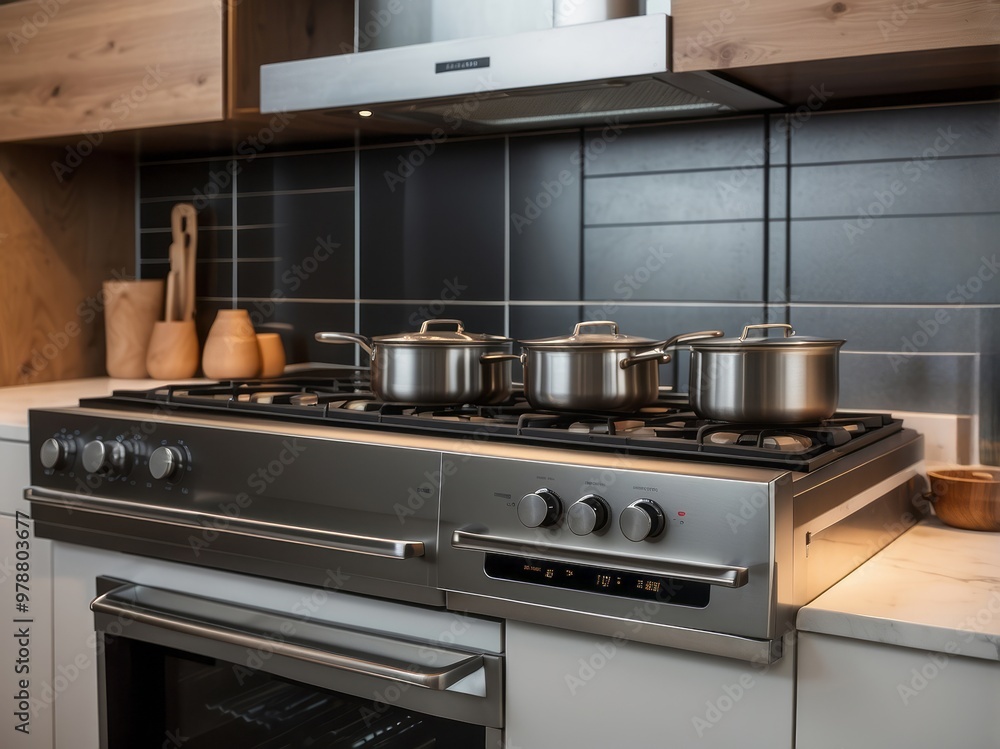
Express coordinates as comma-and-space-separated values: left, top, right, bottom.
40, 437, 75, 471
439, 451, 774, 631
567, 494, 609, 536
148, 446, 185, 481
620, 499, 666, 542
517, 489, 562, 528
82, 439, 132, 476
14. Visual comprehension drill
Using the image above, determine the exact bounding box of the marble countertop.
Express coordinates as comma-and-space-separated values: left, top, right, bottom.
798, 516, 1000, 662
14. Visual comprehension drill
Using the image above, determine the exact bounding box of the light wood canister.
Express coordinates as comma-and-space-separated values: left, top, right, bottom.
104, 280, 164, 378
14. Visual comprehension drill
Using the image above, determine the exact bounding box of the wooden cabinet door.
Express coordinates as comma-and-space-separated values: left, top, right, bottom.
0, 0, 224, 142
673, 0, 1000, 72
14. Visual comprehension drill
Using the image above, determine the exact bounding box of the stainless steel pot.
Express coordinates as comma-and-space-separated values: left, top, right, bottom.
487, 322, 723, 412
315, 319, 513, 405
689, 323, 846, 423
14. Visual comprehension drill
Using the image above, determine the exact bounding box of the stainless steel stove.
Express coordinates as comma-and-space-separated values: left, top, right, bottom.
27, 367, 927, 667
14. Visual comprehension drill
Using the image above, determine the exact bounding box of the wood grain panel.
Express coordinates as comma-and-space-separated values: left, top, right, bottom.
0, 0, 224, 142
0, 145, 134, 385
673, 0, 1000, 71
229, 0, 354, 115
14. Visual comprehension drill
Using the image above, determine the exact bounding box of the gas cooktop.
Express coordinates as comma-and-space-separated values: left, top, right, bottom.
80, 367, 903, 472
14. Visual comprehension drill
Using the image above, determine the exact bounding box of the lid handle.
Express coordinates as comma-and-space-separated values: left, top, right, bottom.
740, 323, 795, 342
572, 320, 619, 337
418, 319, 464, 334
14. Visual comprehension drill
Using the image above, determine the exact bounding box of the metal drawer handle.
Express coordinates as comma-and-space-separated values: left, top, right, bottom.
25, 487, 424, 560
91, 584, 482, 691
452, 529, 748, 588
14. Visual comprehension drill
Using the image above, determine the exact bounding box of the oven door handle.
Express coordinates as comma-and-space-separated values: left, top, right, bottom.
25, 487, 424, 560
452, 529, 749, 588
91, 583, 484, 691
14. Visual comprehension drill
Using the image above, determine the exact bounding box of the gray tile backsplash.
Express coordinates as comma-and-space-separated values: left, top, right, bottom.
137, 101, 1000, 445
583, 224, 765, 302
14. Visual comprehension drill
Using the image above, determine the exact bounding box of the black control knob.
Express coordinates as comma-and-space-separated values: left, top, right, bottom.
567, 494, 609, 536
81, 440, 130, 476
40, 437, 74, 470
149, 446, 184, 481
517, 488, 562, 528
620, 499, 666, 542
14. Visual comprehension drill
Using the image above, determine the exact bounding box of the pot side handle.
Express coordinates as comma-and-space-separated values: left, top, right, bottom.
620, 330, 723, 370
620, 350, 672, 369
480, 352, 526, 365
657, 329, 725, 349
315, 331, 374, 356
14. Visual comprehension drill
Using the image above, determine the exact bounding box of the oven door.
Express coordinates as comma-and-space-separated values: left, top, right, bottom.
92, 578, 503, 749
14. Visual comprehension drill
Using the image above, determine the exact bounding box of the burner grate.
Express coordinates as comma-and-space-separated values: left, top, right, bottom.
80, 370, 904, 472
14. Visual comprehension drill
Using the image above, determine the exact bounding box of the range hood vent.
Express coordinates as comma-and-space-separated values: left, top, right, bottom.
260, 7, 779, 132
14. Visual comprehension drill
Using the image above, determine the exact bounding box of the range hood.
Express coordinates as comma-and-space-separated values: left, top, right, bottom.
259, 1, 780, 132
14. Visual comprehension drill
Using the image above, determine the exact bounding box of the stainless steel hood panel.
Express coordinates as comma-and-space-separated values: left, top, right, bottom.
260, 14, 780, 130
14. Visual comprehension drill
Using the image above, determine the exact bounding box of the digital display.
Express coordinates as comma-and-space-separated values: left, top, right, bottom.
484, 555, 710, 607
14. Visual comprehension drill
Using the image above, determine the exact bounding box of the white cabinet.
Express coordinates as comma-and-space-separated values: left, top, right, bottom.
0, 439, 53, 748
796, 632, 1000, 748
505, 621, 795, 749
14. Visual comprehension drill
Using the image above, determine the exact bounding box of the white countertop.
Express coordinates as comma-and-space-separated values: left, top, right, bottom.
798, 516, 1000, 662
0, 377, 188, 441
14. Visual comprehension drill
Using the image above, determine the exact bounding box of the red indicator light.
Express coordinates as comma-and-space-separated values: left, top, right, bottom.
677, 511, 686, 517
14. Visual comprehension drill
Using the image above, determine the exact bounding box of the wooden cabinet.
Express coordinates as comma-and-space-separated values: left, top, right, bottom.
796, 632, 1000, 748
673, 0, 998, 70
672, 0, 1000, 104
0, 0, 224, 142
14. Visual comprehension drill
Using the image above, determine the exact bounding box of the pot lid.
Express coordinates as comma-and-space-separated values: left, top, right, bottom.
374, 319, 510, 345
691, 323, 845, 349
520, 321, 660, 348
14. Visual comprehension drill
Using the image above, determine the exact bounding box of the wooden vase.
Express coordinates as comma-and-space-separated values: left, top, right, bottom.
146, 320, 200, 379
256, 333, 286, 378
202, 309, 260, 379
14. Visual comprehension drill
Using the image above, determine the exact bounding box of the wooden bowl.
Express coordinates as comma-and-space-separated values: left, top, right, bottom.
927, 467, 1000, 532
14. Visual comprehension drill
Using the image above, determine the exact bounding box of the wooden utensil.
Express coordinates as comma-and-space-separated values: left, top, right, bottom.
171, 203, 198, 321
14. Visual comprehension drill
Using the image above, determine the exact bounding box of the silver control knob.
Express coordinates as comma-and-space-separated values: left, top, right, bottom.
149, 446, 183, 481
40, 438, 73, 470
517, 488, 562, 528
567, 494, 609, 536
81, 440, 130, 475
620, 499, 666, 542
